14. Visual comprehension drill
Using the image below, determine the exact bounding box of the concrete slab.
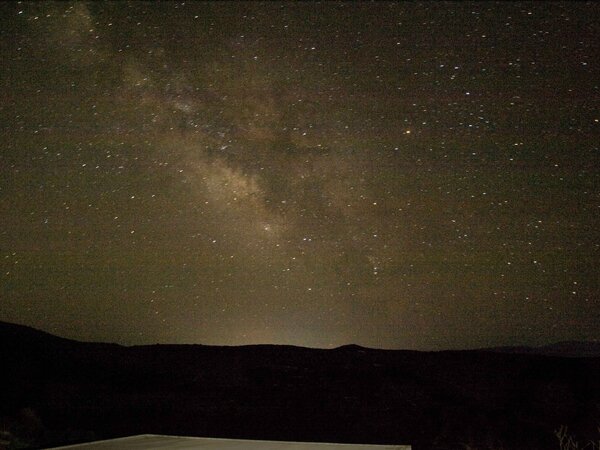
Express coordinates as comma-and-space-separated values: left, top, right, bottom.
48, 434, 410, 449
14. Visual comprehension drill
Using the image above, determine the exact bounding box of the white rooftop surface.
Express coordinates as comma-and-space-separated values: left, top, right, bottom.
48, 434, 410, 450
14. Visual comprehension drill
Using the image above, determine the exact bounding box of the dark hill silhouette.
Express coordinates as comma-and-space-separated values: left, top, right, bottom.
0, 320, 77, 347
1, 320, 599, 449
482, 341, 600, 358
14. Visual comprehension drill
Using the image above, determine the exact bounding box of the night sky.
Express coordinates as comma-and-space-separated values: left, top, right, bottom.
1, 1, 598, 350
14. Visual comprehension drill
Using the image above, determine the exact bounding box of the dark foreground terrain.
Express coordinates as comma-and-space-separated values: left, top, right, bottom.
1, 321, 599, 450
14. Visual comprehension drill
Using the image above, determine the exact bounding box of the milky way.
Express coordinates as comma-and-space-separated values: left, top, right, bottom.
1, 2, 598, 349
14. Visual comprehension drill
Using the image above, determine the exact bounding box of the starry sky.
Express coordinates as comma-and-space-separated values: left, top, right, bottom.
1, 1, 598, 350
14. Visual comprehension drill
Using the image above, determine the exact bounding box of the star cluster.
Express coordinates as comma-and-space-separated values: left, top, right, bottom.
1, 2, 598, 349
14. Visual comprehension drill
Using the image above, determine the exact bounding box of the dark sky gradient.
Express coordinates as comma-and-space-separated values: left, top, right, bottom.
1, 1, 598, 349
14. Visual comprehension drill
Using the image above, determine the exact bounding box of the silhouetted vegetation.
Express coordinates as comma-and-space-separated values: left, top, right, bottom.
555, 424, 600, 450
